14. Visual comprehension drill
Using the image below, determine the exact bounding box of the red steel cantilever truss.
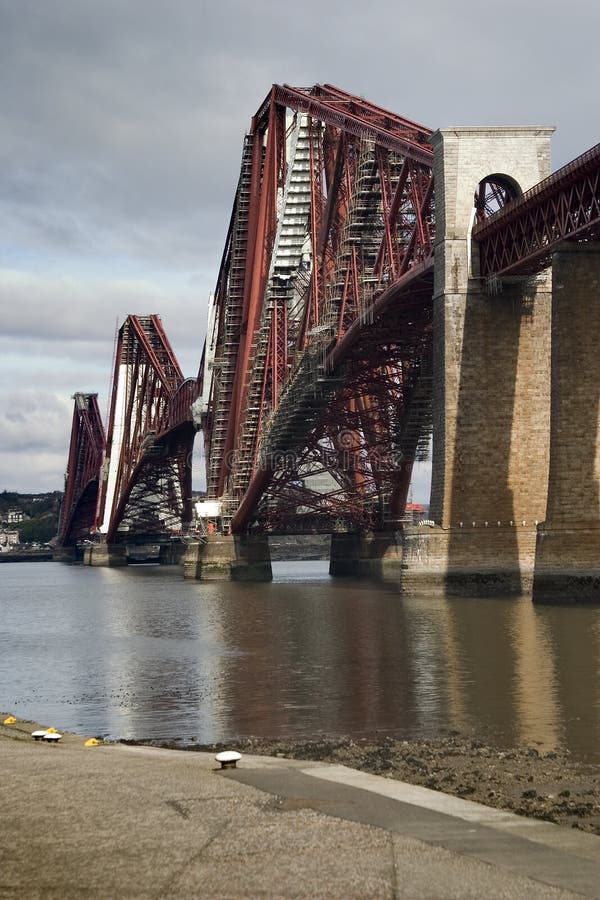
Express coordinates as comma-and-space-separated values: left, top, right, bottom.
473, 141, 600, 277
56, 392, 106, 547
200, 84, 435, 533
96, 314, 198, 544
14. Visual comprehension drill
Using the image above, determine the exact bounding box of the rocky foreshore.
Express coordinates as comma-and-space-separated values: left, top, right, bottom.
126, 734, 600, 836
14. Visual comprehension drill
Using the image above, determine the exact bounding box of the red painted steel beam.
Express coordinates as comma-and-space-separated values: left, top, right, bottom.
129, 315, 183, 389
230, 262, 434, 534
325, 259, 434, 370
98, 315, 196, 543
270, 85, 433, 164
229, 464, 274, 534
149, 314, 185, 382
206, 84, 436, 532
233, 100, 283, 432
57, 393, 106, 545
317, 84, 434, 136
105, 420, 196, 544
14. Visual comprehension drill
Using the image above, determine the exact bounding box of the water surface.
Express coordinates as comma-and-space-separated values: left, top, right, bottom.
2, 561, 600, 760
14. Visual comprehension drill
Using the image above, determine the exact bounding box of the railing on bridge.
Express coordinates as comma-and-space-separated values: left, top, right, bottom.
473, 141, 600, 278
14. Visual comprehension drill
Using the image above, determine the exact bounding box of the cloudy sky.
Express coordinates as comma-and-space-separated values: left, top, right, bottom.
1, 0, 598, 499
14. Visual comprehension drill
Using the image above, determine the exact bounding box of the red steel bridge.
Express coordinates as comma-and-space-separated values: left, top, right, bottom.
57, 315, 198, 551
56, 84, 600, 553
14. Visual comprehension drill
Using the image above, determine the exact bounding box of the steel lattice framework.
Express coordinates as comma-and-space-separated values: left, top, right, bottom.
56, 393, 106, 547
57, 86, 600, 548
473, 141, 600, 277
96, 315, 198, 544
199, 84, 436, 533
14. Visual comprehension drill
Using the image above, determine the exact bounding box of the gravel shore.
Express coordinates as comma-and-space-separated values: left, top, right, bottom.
127, 734, 600, 836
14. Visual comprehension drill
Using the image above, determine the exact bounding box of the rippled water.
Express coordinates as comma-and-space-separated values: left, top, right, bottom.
2, 561, 600, 760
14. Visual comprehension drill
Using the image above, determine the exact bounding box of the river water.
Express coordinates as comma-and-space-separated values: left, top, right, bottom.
2, 561, 600, 760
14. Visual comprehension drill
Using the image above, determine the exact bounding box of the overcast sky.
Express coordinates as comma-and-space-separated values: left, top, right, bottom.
1, 0, 598, 499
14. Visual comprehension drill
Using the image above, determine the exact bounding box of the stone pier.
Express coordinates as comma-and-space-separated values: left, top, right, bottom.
329, 533, 362, 577
52, 546, 79, 563
329, 531, 403, 580
183, 533, 272, 581
329, 526, 541, 594
533, 244, 600, 603
158, 542, 187, 566
415, 126, 554, 595
400, 526, 540, 596
82, 542, 128, 567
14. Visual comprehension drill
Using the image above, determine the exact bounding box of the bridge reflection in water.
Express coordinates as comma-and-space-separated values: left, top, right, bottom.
2, 562, 600, 760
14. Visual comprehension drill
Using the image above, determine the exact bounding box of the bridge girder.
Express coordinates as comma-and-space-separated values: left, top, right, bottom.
58, 87, 600, 553
201, 83, 436, 533
473, 141, 600, 278
96, 315, 199, 544
56, 392, 106, 547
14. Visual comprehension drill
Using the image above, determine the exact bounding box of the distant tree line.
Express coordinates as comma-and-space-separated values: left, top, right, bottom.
0, 490, 62, 544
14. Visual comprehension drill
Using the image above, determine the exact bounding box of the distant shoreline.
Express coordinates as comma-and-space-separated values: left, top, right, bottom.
0, 550, 53, 563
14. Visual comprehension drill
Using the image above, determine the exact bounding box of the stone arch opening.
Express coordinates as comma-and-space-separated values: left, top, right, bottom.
468, 174, 522, 278
474, 173, 521, 222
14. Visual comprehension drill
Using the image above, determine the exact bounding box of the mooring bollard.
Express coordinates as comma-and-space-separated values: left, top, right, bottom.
215, 750, 241, 769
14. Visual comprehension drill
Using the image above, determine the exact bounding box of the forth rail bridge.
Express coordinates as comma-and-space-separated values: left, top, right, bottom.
55, 84, 600, 603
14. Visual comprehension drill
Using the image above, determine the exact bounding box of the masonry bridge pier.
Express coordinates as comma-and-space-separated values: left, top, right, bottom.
56, 85, 600, 602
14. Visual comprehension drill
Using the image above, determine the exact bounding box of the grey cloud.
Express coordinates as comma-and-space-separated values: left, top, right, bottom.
0, 449, 70, 492
0, 390, 72, 453
2, 0, 598, 273
0, 269, 205, 358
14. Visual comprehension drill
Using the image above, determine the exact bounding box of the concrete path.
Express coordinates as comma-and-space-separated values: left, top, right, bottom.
1, 718, 599, 898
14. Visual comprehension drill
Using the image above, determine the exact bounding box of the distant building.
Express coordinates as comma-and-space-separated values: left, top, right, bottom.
6, 509, 24, 524
405, 503, 426, 524
0, 529, 20, 551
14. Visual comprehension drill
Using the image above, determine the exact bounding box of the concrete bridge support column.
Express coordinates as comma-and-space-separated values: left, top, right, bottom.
329, 532, 362, 577
158, 542, 187, 566
183, 533, 272, 581
534, 244, 600, 603
52, 547, 78, 563
329, 531, 402, 579
83, 542, 128, 567
422, 127, 554, 595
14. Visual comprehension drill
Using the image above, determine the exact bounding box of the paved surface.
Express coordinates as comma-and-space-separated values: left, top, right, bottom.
1, 717, 600, 898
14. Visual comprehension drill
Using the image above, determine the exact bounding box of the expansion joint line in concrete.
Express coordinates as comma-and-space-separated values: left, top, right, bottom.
225, 763, 600, 898
157, 818, 232, 899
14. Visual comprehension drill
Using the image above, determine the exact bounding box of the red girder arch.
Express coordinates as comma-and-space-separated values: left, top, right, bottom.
56, 392, 106, 547
96, 315, 199, 544
231, 263, 435, 534
201, 83, 435, 534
